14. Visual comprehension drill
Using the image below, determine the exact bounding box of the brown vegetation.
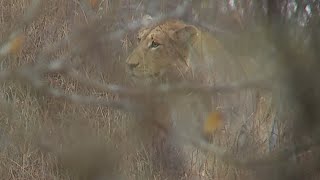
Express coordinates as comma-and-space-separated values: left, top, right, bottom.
0, 0, 320, 180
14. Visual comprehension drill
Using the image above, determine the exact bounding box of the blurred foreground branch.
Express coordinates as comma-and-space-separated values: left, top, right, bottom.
2, 0, 320, 179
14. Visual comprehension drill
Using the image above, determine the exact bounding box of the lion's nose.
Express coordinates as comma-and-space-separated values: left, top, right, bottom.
127, 62, 139, 70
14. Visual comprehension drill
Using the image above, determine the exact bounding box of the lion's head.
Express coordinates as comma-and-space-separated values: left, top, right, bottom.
125, 16, 199, 83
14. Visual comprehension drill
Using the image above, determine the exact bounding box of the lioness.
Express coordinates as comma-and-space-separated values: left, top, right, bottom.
125, 15, 258, 179
127, 15, 263, 83
125, 15, 255, 128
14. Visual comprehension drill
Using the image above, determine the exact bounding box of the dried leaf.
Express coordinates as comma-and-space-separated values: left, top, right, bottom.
0, 32, 25, 56
89, 0, 98, 9
203, 111, 223, 136
9, 33, 25, 54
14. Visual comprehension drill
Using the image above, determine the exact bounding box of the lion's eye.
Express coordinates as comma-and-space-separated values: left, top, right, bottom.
150, 41, 160, 48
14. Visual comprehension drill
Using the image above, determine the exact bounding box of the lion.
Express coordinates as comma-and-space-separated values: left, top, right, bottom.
126, 16, 255, 85
125, 15, 257, 132
125, 15, 266, 179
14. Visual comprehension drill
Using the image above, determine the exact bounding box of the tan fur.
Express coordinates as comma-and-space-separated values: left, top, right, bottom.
126, 20, 193, 83
126, 19, 250, 85
125, 18, 256, 132
125, 18, 260, 179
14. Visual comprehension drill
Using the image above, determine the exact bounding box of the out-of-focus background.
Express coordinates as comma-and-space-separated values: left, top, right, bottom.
0, 0, 320, 179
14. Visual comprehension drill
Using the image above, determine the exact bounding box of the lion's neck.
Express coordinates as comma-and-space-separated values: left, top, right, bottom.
192, 30, 228, 61
184, 30, 228, 84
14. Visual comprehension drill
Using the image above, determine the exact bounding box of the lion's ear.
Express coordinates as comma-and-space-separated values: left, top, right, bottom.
173, 25, 198, 44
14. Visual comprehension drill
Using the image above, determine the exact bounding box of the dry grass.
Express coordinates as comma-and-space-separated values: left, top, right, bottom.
0, 0, 318, 180
0, 1, 127, 179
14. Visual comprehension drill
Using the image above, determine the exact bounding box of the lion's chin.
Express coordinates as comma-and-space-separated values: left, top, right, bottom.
127, 71, 164, 86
